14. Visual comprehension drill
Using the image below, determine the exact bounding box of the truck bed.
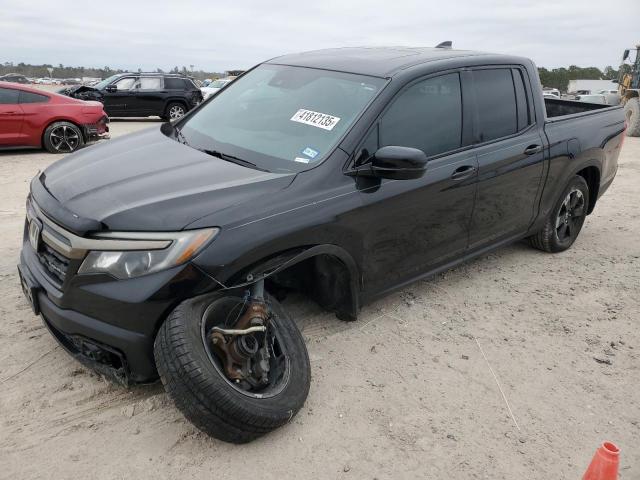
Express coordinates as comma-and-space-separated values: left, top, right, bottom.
544, 97, 609, 118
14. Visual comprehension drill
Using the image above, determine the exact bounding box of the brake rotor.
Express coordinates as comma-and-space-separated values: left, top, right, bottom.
209, 300, 271, 386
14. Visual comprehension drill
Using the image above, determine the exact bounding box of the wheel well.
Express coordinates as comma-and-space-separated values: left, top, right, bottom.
165, 100, 187, 112
576, 166, 600, 214
41, 119, 85, 147
267, 254, 357, 321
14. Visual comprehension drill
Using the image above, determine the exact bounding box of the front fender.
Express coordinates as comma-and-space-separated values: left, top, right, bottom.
194, 244, 361, 319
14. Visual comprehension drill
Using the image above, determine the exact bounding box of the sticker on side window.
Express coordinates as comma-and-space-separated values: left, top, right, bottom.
290, 109, 340, 131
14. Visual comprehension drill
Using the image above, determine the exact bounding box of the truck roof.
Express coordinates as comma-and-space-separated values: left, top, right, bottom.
266, 46, 495, 77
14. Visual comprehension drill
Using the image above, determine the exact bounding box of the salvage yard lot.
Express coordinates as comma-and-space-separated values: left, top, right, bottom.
0, 119, 638, 479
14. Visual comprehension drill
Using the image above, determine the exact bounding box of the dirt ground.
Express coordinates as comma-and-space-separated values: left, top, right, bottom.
0, 112, 638, 479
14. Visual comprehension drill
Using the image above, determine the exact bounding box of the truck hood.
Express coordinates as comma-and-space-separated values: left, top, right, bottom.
40, 126, 295, 231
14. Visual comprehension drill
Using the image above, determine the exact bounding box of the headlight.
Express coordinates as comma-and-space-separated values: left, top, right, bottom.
78, 228, 218, 279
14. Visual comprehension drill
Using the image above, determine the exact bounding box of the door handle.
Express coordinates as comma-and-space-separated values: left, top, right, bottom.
451, 165, 477, 180
524, 144, 543, 155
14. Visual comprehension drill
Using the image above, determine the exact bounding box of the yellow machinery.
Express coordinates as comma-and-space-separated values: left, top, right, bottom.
618, 45, 640, 136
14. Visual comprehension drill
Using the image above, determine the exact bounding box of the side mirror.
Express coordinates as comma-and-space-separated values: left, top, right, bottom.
349, 146, 428, 180
105, 85, 117, 93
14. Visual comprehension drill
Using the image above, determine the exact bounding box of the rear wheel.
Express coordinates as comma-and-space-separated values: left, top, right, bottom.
154, 291, 310, 443
164, 102, 186, 120
528, 175, 589, 253
624, 97, 640, 137
43, 121, 85, 153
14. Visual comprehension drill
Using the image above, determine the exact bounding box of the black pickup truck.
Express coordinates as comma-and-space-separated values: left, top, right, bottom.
18, 47, 625, 443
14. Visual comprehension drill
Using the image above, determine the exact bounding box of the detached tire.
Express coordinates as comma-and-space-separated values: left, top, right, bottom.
528, 175, 589, 253
43, 121, 85, 153
624, 97, 640, 137
154, 292, 310, 443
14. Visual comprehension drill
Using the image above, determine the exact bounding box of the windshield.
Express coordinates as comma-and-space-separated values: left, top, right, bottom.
179, 64, 386, 172
93, 74, 120, 90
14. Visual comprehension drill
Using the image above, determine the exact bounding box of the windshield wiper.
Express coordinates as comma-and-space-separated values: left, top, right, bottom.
174, 126, 190, 146
202, 149, 268, 171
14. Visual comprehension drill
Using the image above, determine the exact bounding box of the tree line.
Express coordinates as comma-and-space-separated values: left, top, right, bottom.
538, 64, 632, 91
1, 61, 633, 91
0, 62, 226, 81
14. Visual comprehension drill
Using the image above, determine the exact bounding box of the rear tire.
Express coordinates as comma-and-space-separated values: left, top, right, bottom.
164, 102, 186, 120
624, 97, 640, 137
154, 292, 310, 443
528, 175, 589, 253
43, 121, 85, 153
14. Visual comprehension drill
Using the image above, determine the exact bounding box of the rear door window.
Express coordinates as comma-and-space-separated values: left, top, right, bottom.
0, 87, 20, 104
471, 69, 518, 142
379, 73, 463, 157
512, 68, 532, 131
138, 77, 162, 90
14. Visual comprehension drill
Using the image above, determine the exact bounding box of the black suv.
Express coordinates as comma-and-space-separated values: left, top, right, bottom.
59, 73, 202, 119
0, 73, 30, 84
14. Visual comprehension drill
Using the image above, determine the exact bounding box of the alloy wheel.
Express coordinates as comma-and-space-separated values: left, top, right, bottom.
169, 105, 185, 119
49, 125, 80, 152
555, 188, 585, 242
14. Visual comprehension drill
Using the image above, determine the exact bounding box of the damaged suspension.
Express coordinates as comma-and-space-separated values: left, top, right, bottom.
208, 280, 273, 389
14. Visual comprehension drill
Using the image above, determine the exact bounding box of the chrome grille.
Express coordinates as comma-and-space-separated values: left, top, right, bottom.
36, 242, 70, 285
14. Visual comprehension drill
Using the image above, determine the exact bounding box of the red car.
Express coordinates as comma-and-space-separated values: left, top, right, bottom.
0, 82, 109, 153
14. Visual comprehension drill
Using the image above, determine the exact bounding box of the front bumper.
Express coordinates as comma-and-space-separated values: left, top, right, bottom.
20, 246, 162, 383
18, 199, 216, 383
20, 259, 152, 384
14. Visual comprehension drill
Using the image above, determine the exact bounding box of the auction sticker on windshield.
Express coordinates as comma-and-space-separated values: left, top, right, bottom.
290, 109, 341, 131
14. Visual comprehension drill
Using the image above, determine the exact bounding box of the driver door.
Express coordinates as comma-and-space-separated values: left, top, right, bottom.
353, 72, 478, 294
103, 76, 136, 116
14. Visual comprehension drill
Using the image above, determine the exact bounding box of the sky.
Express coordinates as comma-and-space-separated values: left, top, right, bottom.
2, 0, 639, 72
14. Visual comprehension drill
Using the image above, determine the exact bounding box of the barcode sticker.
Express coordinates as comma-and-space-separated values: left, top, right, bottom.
290, 109, 340, 131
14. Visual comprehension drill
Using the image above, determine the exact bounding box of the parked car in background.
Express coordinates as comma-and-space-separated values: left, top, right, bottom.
542, 87, 560, 97
18, 46, 625, 444
597, 89, 621, 105
58, 73, 202, 119
201, 77, 235, 99
574, 94, 607, 104
0, 73, 30, 84
0, 82, 109, 153
201, 78, 213, 87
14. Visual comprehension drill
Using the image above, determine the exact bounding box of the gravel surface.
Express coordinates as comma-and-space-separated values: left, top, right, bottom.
0, 115, 638, 479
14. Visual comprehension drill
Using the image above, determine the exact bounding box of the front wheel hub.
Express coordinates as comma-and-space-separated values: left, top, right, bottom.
201, 293, 290, 397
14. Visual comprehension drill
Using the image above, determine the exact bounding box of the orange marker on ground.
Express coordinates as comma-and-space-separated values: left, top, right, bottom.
582, 442, 620, 480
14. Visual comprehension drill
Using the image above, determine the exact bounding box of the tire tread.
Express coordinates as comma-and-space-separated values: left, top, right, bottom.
154, 294, 310, 443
